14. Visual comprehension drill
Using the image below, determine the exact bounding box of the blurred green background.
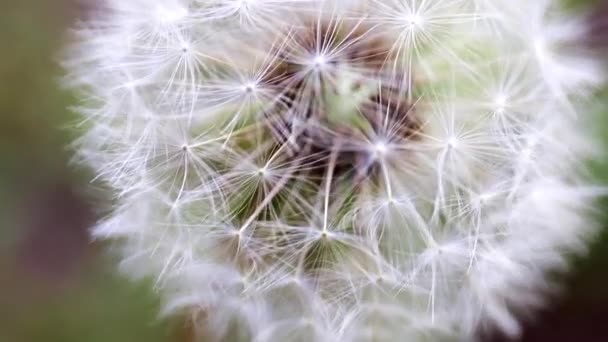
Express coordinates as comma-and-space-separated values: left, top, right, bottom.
0, 1, 606, 341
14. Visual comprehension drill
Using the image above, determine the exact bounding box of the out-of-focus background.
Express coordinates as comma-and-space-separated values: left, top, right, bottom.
0, 1, 607, 341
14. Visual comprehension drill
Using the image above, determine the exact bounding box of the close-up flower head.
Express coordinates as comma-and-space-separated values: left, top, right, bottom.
3, 0, 607, 341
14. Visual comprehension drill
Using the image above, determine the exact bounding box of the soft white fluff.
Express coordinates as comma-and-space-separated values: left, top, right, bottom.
66, 0, 605, 340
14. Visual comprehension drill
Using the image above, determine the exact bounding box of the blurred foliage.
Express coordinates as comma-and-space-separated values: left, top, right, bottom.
0, 1, 78, 248
0, 1, 173, 341
0, 261, 172, 342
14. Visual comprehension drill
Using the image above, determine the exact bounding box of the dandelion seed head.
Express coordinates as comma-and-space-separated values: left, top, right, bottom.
65, 0, 606, 340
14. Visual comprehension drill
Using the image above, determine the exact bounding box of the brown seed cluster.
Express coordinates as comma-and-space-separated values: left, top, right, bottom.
259, 19, 421, 184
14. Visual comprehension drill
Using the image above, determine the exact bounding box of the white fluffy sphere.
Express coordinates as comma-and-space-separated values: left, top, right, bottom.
65, 0, 605, 340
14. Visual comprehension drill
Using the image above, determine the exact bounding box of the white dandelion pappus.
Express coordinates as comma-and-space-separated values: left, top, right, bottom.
65, 0, 606, 340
